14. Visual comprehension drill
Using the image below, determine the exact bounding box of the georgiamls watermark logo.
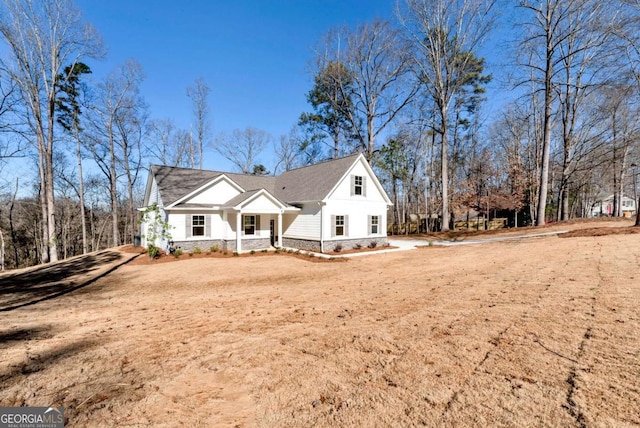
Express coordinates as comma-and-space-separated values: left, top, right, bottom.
0, 406, 64, 428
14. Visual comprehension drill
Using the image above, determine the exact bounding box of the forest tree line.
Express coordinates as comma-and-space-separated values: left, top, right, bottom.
0, 0, 639, 269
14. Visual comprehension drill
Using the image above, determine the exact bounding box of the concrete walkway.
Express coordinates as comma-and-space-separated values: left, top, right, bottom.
425, 230, 568, 247
339, 230, 568, 258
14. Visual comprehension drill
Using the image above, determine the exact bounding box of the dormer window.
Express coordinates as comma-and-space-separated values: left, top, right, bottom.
351, 175, 366, 197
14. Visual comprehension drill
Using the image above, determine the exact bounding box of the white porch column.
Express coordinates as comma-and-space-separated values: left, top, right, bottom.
222, 211, 228, 240
277, 211, 283, 248
236, 211, 242, 253
319, 202, 324, 253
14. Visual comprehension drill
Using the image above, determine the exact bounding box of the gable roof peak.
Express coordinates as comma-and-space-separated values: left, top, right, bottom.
149, 153, 368, 207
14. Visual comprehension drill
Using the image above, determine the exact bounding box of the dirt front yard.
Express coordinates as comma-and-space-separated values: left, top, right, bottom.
1, 222, 639, 427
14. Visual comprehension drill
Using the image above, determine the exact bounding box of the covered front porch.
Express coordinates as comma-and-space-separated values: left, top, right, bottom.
221, 189, 298, 253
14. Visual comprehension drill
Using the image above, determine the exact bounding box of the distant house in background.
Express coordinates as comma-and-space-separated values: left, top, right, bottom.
590, 194, 637, 218
140, 153, 392, 253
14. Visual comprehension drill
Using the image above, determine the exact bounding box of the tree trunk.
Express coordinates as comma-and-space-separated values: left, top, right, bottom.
109, 126, 119, 247
441, 112, 450, 232
367, 114, 375, 162
73, 123, 88, 254
0, 228, 4, 271
536, 89, 552, 225
562, 185, 570, 220
535, 5, 555, 227
37, 147, 50, 264
46, 85, 59, 262
393, 177, 399, 235
9, 180, 19, 268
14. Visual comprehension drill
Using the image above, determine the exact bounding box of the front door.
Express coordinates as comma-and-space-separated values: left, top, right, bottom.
270, 219, 275, 246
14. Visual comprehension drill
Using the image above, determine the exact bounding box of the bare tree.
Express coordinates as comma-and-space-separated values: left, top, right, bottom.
517, 0, 585, 225
551, 0, 613, 220
398, 0, 496, 231
0, 0, 101, 262
274, 126, 303, 174
612, 1, 640, 93
115, 90, 147, 244
314, 20, 418, 161
56, 62, 91, 254
88, 59, 145, 247
147, 118, 192, 167
215, 127, 270, 174
186, 77, 211, 169
490, 104, 537, 226
598, 85, 640, 216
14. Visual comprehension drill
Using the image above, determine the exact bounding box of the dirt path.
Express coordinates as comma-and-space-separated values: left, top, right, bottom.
0, 225, 638, 427
0, 249, 139, 312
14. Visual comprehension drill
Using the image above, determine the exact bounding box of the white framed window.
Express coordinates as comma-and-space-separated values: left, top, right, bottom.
243, 215, 260, 236
331, 215, 348, 237
369, 215, 379, 235
192, 215, 205, 236
354, 176, 363, 195
336, 215, 345, 236
351, 175, 366, 196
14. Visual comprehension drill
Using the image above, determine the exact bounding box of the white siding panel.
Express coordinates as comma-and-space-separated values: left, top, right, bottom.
242, 194, 282, 213
168, 212, 186, 240
283, 203, 321, 240
168, 210, 225, 240
330, 159, 387, 203
148, 178, 163, 206
324, 199, 388, 239
190, 179, 241, 205
211, 212, 225, 238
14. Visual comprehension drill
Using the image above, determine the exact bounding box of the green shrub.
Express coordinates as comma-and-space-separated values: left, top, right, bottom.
147, 244, 160, 259
210, 245, 219, 252
261, 249, 267, 253
193, 247, 202, 254
233, 252, 239, 257
173, 249, 183, 258
250, 250, 255, 255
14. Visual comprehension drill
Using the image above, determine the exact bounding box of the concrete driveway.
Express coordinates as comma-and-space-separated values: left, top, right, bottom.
388, 230, 568, 250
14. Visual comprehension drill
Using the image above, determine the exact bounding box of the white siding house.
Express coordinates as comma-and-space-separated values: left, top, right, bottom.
140, 154, 392, 253
590, 195, 637, 218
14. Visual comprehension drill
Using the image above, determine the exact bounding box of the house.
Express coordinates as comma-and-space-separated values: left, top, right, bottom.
140, 153, 392, 253
590, 194, 637, 218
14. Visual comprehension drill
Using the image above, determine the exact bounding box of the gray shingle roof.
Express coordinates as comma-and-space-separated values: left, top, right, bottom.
150, 165, 223, 206
149, 153, 361, 207
275, 154, 359, 202
224, 189, 266, 208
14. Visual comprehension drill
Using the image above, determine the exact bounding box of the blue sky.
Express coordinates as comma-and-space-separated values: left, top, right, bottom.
75, 0, 397, 171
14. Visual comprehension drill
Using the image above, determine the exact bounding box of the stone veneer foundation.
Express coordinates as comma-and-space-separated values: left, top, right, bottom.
281, 237, 389, 253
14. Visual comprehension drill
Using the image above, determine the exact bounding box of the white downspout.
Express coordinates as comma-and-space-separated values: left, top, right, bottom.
277, 211, 283, 248
319, 201, 324, 253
